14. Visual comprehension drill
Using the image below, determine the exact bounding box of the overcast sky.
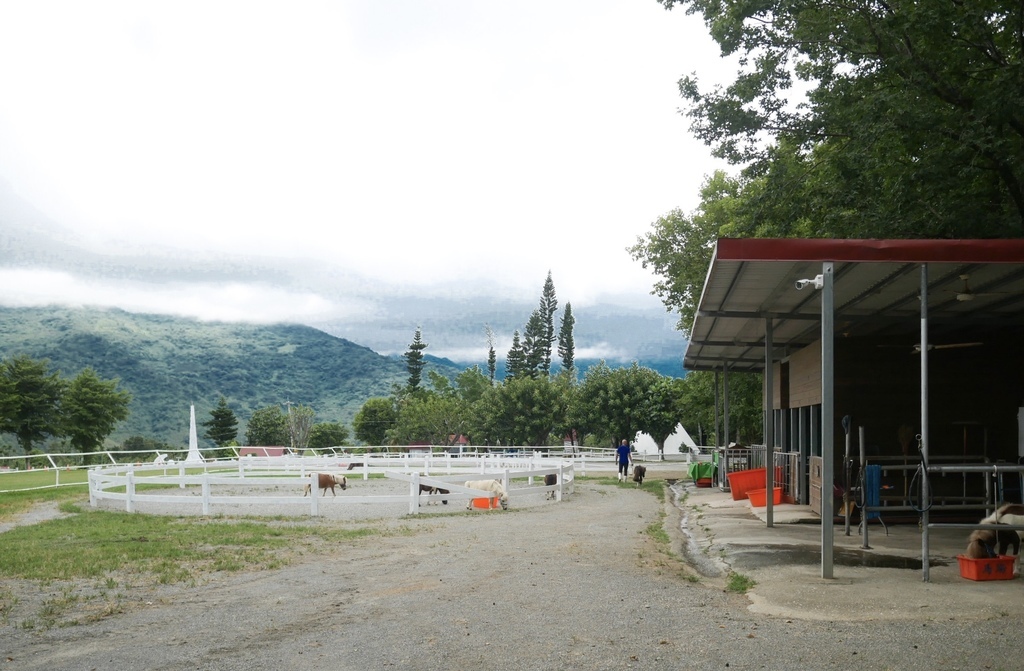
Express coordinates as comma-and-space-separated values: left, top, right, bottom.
0, 1, 733, 357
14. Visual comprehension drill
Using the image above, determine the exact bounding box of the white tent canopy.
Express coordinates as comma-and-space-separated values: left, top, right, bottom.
633, 424, 698, 455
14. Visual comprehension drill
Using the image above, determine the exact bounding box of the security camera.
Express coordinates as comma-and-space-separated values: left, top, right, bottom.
794, 275, 824, 291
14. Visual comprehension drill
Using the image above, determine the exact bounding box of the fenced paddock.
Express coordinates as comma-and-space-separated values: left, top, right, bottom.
87, 453, 575, 519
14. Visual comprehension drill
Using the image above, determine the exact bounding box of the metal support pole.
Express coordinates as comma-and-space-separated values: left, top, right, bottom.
714, 371, 721, 487
765, 318, 775, 527
920, 265, 932, 582
723, 363, 731, 450
821, 262, 835, 579
860, 426, 870, 549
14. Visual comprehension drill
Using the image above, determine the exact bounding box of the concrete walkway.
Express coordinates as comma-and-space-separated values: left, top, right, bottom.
681, 483, 1024, 622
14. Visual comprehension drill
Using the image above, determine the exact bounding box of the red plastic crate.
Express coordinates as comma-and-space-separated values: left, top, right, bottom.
957, 554, 1017, 581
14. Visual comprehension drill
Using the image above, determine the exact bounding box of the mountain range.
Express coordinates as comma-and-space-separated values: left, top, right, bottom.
0, 305, 686, 449
0, 305, 465, 448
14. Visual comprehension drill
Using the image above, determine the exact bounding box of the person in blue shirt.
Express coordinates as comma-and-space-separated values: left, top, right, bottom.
616, 439, 631, 482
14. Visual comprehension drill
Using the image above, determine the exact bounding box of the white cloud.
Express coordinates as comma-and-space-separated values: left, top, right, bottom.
0, 0, 732, 366
0, 268, 365, 324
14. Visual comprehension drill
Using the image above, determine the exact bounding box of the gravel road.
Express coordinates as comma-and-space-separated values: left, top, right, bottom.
2, 478, 1018, 670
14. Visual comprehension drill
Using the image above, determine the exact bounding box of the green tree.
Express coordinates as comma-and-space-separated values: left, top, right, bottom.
522, 309, 547, 376
288, 404, 316, 450
202, 396, 238, 447
61, 367, 131, 459
568, 361, 614, 446
662, 0, 1024, 237
454, 366, 491, 405
505, 330, 527, 380
389, 392, 466, 446
473, 375, 565, 446
244, 405, 289, 446
353, 397, 397, 446
404, 327, 428, 391
679, 370, 763, 446
629, 171, 738, 335
485, 325, 497, 383
539, 271, 558, 374
0, 354, 66, 454
121, 435, 174, 453
576, 363, 662, 447
308, 421, 350, 449
641, 376, 686, 458
557, 302, 575, 374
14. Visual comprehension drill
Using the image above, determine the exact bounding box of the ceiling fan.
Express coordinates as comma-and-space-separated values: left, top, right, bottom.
911, 341, 983, 353
952, 274, 1005, 302
878, 341, 984, 353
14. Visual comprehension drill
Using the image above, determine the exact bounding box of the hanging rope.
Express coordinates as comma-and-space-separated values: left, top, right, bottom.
909, 433, 933, 513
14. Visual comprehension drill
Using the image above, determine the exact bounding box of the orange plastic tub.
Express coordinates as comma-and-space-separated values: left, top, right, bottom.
726, 468, 767, 501
957, 555, 1017, 581
472, 497, 500, 509
746, 487, 783, 507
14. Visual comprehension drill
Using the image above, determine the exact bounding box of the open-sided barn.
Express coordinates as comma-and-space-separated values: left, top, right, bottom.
685, 238, 1024, 578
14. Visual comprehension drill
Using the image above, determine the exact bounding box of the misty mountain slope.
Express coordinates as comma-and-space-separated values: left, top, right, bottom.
0, 306, 460, 447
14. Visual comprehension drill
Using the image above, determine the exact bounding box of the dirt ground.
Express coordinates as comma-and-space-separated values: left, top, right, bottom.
2, 477, 1020, 670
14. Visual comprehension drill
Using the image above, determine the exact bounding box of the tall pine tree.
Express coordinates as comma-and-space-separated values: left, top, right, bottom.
505, 330, 526, 380
522, 309, 546, 377
558, 302, 575, 374
485, 324, 497, 383
539, 271, 558, 374
404, 327, 428, 390
203, 396, 239, 447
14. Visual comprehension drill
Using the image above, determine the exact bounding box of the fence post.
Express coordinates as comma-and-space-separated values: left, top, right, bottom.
410, 472, 420, 515
310, 471, 320, 517
126, 468, 135, 513
202, 474, 211, 516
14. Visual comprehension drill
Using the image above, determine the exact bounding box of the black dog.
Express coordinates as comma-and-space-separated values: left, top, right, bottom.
418, 483, 449, 505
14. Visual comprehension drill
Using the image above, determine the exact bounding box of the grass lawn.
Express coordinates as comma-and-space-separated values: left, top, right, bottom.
0, 479, 406, 629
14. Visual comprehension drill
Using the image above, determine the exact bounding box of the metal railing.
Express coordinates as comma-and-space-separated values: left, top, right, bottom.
711, 444, 801, 503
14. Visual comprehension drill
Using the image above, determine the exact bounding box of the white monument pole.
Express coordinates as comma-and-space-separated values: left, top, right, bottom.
185, 403, 203, 463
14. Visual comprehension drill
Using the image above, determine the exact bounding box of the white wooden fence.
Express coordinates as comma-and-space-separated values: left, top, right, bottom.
87, 453, 575, 516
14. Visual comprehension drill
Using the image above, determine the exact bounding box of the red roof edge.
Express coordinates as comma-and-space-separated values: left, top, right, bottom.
716, 238, 1024, 264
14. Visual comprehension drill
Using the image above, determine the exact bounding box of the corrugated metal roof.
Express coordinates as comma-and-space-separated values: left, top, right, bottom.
684, 239, 1024, 372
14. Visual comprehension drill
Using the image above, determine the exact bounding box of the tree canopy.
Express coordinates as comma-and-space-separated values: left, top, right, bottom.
662, 0, 1024, 238
0, 355, 131, 457
0, 355, 66, 454
244, 405, 289, 447
202, 396, 239, 447
61, 368, 131, 459
353, 397, 397, 446
308, 421, 350, 449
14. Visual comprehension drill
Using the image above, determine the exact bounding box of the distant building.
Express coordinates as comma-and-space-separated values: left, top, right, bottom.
239, 446, 290, 457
